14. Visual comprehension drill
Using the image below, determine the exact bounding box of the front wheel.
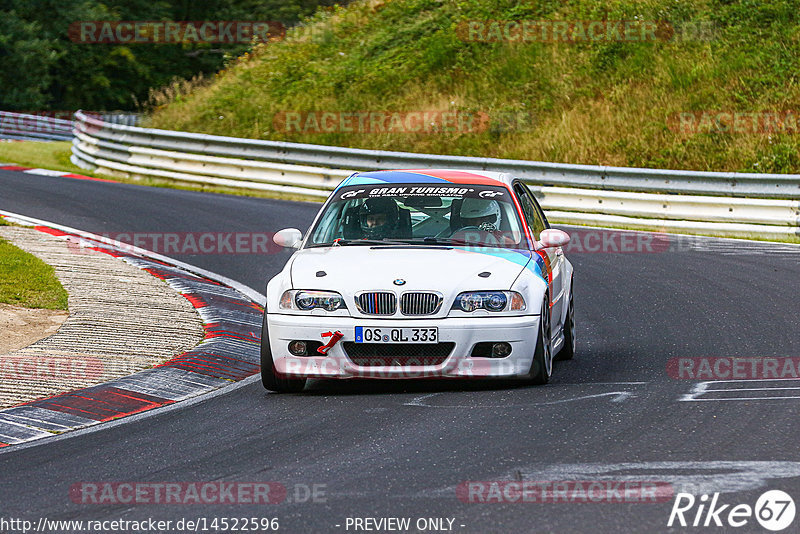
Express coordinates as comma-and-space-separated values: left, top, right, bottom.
261, 312, 306, 393
528, 299, 553, 385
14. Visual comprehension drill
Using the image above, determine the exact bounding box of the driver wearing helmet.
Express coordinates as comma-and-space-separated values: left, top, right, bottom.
458, 198, 502, 232
359, 197, 399, 239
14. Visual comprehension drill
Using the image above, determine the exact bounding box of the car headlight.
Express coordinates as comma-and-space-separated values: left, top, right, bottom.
452, 291, 526, 312
280, 290, 347, 311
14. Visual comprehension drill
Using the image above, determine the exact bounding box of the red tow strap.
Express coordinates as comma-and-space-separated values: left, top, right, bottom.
317, 330, 344, 354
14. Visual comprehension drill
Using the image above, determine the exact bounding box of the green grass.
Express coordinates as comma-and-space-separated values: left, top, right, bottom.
0, 141, 85, 175
0, 237, 68, 310
145, 0, 800, 174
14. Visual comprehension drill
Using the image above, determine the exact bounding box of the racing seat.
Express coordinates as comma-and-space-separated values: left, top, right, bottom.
342, 206, 362, 239
396, 207, 412, 239
449, 198, 464, 234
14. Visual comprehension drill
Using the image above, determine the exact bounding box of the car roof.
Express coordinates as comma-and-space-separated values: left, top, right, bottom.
337, 169, 515, 189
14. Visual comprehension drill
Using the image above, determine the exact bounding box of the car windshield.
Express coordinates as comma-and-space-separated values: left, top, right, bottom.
307, 183, 526, 248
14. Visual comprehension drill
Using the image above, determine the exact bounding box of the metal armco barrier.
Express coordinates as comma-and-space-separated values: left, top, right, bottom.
0, 111, 73, 141
0, 111, 140, 141
70, 111, 800, 237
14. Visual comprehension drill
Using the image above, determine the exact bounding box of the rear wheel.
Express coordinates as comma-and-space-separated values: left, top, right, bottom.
529, 299, 553, 385
556, 285, 575, 361
260, 312, 306, 393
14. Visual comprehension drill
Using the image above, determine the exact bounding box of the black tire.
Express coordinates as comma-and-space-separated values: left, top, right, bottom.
556, 284, 575, 361
260, 311, 306, 393
529, 298, 553, 385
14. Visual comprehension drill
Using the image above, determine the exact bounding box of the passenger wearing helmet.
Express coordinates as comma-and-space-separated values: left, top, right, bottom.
458, 198, 502, 232
359, 197, 399, 239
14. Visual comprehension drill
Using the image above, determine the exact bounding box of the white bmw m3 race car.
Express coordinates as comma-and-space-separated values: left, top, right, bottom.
261, 169, 575, 392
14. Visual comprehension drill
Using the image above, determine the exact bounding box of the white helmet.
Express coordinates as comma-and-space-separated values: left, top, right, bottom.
460, 198, 501, 230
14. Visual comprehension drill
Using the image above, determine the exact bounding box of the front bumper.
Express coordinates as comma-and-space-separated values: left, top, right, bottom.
266, 313, 540, 379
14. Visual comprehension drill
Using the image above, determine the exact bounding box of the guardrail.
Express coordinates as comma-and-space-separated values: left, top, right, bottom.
70, 111, 800, 237
99, 113, 141, 127
0, 111, 140, 141
0, 111, 73, 141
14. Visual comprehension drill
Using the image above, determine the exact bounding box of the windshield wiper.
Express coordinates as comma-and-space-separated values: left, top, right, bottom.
310, 238, 415, 247
420, 237, 457, 245
418, 236, 518, 247
308, 237, 488, 248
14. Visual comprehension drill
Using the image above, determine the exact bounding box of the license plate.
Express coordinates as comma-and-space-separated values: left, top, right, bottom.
354, 326, 438, 344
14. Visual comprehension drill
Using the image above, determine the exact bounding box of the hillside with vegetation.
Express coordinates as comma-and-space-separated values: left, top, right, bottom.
147, 0, 800, 174
0, 0, 342, 111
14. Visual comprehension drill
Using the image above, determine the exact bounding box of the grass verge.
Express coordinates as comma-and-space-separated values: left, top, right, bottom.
0, 141, 85, 175
0, 234, 68, 310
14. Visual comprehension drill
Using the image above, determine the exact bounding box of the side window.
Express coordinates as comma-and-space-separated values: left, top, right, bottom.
514, 184, 545, 239
522, 183, 550, 232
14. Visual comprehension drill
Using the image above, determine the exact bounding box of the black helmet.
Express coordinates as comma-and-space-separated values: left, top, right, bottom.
359, 197, 399, 238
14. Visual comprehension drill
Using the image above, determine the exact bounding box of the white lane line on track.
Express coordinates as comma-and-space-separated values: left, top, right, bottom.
404, 390, 636, 408
557, 381, 649, 386
511, 461, 800, 496
22, 168, 70, 177
680, 379, 800, 402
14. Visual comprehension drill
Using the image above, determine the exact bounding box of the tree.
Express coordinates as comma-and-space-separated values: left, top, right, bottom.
1, 0, 347, 111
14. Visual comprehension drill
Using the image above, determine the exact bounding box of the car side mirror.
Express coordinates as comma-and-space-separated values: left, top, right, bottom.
273, 228, 303, 249
536, 228, 570, 250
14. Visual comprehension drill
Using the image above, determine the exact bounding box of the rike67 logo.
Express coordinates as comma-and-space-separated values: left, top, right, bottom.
668, 490, 795, 531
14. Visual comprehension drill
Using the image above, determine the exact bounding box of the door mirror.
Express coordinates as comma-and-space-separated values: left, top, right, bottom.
273, 228, 303, 249
536, 228, 570, 249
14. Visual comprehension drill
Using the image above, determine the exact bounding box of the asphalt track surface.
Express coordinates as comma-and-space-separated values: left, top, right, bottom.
2, 169, 800, 533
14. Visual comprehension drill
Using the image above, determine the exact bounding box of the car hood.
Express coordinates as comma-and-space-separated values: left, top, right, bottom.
290, 246, 533, 294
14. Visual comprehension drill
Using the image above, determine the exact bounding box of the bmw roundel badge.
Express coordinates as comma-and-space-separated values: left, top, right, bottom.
393, 279, 406, 286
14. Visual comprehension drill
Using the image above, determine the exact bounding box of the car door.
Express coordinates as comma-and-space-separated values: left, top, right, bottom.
513, 182, 566, 336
